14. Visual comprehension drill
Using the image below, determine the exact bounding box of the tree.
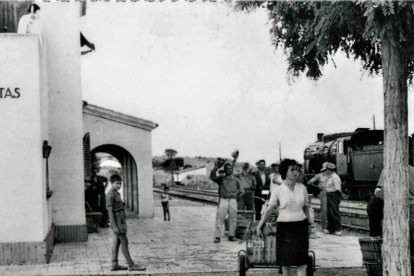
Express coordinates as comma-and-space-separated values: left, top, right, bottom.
235, 1, 414, 275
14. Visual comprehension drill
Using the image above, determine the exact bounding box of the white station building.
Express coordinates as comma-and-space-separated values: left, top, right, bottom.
0, 1, 157, 265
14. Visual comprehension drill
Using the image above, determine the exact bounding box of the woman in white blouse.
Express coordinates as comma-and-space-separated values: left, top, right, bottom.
257, 159, 313, 276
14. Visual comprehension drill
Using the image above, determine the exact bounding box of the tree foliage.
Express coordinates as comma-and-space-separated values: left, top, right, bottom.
235, 1, 414, 83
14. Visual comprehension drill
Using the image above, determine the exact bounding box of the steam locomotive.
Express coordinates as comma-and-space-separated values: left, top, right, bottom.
304, 128, 414, 200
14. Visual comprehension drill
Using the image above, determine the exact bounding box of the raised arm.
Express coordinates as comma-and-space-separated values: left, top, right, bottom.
231, 150, 239, 172
210, 161, 220, 183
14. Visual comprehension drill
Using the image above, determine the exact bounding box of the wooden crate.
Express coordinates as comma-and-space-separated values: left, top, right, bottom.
245, 221, 277, 266
363, 261, 382, 275
359, 237, 382, 262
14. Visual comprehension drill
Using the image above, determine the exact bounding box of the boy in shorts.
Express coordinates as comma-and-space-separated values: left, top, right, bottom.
107, 174, 146, 271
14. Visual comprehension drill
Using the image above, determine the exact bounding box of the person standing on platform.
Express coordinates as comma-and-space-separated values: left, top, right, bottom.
307, 162, 330, 234
107, 174, 146, 272
91, 168, 109, 228
17, 3, 45, 46
367, 166, 414, 275
161, 186, 172, 221
85, 181, 100, 212
269, 163, 282, 195
367, 174, 384, 238
236, 162, 257, 210
324, 162, 342, 235
253, 160, 270, 220
257, 159, 313, 276
210, 151, 241, 243
309, 162, 342, 235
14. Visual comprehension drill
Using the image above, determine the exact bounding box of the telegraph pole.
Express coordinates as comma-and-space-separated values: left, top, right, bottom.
279, 141, 282, 163
372, 114, 376, 130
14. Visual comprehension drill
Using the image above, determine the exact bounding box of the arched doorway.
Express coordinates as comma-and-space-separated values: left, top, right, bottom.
92, 144, 139, 214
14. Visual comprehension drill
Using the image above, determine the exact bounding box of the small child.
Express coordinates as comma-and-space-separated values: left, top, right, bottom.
161, 186, 172, 221
107, 174, 146, 271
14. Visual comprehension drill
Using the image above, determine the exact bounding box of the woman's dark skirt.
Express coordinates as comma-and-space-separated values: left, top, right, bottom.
276, 219, 309, 266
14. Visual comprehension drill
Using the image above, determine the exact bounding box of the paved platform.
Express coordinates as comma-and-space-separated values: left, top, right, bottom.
0, 194, 366, 276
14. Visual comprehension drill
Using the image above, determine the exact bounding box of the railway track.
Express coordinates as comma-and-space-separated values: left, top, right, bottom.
154, 187, 370, 233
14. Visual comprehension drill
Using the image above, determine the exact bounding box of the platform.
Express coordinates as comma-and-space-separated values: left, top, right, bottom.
0, 193, 366, 276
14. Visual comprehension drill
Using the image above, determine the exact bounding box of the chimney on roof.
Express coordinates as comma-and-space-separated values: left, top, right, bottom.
317, 133, 323, 142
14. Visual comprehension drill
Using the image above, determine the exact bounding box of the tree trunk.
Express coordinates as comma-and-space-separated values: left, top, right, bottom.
381, 32, 410, 275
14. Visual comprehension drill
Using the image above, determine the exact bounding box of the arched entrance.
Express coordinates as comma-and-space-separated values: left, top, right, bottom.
83, 103, 158, 218
92, 144, 139, 213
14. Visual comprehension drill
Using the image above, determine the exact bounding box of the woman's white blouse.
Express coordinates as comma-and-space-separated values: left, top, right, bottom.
268, 182, 308, 222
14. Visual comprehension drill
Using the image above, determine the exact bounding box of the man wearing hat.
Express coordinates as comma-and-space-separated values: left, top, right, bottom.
323, 162, 342, 235
252, 160, 271, 220
308, 162, 342, 235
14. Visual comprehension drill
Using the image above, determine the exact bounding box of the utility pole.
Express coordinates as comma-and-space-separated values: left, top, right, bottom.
279, 141, 282, 163
372, 114, 376, 130
164, 148, 177, 186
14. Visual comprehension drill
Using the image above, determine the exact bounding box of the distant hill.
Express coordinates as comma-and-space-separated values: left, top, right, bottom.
152, 155, 246, 174
152, 155, 250, 189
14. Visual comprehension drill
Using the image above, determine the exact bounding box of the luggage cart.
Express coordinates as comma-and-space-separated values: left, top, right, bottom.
237, 221, 316, 276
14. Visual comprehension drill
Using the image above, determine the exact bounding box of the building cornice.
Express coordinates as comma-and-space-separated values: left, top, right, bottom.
83, 101, 158, 132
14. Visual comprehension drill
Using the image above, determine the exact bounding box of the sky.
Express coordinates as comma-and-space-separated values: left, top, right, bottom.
80, 1, 414, 164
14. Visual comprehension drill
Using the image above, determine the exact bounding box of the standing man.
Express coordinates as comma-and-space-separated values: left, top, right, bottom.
253, 160, 271, 220
236, 163, 257, 210
85, 181, 100, 212
91, 167, 109, 228
323, 163, 342, 235
269, 163, 281, 194
210, 152, 241, 243
308, 162, 342, 235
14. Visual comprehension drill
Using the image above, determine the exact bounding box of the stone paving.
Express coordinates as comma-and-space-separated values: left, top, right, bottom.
0, 193, 366, 276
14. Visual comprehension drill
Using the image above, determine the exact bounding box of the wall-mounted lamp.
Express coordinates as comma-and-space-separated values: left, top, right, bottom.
43, 140, 52, 159
43, 140, 53, 199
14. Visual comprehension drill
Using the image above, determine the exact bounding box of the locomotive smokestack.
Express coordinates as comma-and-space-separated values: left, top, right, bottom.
317, 133, 323, 142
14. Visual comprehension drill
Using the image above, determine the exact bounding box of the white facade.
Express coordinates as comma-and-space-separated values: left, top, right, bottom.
0, 34, 50, 243
42, 3, 86, 229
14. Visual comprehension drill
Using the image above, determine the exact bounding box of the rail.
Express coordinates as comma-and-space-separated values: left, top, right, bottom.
154, 187, 370, 233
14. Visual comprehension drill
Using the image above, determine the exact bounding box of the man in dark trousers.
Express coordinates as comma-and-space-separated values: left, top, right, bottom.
253, 159, 270, 220
91, 168, 109, 227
